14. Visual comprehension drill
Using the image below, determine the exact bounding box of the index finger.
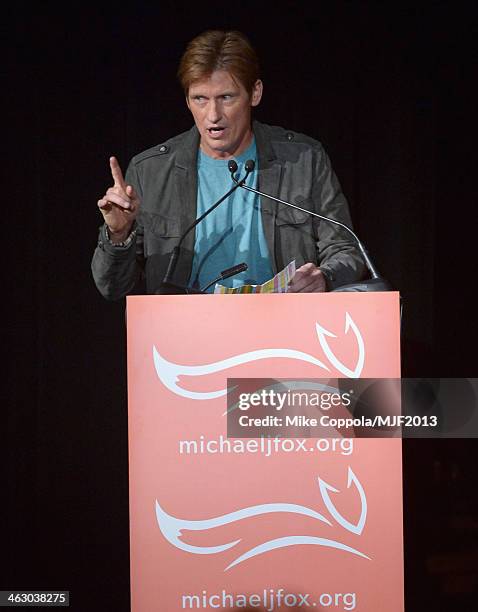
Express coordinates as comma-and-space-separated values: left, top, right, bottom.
110, 156, 126, 188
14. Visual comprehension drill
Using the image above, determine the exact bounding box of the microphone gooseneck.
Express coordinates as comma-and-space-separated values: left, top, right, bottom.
232, 159, 386, 286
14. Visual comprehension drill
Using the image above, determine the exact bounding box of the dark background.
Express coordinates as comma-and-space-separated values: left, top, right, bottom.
4, 3, 478, 610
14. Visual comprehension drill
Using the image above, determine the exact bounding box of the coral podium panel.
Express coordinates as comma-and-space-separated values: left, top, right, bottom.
126, 293, 403, 611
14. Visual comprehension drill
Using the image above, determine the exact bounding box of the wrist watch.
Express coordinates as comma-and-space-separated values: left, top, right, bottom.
104, 224, 137, 248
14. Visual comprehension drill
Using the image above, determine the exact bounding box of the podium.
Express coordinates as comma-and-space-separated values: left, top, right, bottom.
126, 292, 403, 611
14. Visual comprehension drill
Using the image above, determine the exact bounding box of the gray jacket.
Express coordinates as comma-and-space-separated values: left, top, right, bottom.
91, 121, 365, 299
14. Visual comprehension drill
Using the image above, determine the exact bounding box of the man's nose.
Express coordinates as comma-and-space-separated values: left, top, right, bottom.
206, 100, 222, 123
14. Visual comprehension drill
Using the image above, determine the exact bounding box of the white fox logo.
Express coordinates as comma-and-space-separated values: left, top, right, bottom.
155, 467, 369, 570
153, 312, 365, 399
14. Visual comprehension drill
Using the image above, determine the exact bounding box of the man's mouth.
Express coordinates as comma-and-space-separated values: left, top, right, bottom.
207, 127, 226, 137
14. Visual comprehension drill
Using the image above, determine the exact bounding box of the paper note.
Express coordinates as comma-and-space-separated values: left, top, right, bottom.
214, 261, 296, 294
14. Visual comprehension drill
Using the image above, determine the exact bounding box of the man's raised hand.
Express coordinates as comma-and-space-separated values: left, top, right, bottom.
97, 157, 140, 243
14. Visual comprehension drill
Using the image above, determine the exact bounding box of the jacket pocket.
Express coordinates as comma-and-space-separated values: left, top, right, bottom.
275, 206, 312, 227
274, 205, 317, 266
148, 213, 182, 237
142, 213, 182, 258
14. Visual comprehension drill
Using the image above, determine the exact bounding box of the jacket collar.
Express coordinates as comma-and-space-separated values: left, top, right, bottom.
253, 120, 277, 163
175, 125, 200, 170
172, 126, 200, 284
254, 121, 281, 273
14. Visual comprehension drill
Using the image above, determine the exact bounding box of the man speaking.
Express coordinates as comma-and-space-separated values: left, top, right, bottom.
92, 30, 365, 298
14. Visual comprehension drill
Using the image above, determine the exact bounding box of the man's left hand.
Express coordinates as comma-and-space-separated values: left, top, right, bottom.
288, 263, 327, 293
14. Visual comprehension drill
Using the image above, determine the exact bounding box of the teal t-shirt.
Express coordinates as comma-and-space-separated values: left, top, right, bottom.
189, 139, 274, 292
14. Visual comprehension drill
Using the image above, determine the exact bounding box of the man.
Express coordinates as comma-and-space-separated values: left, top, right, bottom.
92, 30, 365, 298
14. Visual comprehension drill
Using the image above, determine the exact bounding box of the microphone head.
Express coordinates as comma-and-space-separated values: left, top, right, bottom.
244, 159, 255, 173
228, 159, 238, 174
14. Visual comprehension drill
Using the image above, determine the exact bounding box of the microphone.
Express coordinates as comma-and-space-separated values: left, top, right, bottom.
230, 160, 390, 291
200, 262, 248, 293
228, 159, 239, 177
161, 162, 252, 292
244, 159, 255, 174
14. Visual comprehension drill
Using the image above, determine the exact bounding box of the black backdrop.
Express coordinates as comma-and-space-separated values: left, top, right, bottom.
4, 3, 478, 610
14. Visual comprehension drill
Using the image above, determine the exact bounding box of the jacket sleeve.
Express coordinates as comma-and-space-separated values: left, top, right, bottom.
91, 162, 145, 300
313, 147, 366, 288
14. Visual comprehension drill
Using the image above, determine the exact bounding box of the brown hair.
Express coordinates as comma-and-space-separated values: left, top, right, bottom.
177, 30, 260, 95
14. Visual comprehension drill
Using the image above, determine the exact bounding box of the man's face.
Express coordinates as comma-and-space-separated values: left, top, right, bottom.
187, 70, 262, 159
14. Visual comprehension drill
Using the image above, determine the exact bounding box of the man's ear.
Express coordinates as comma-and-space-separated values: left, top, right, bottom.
186, 94, 191, 111
251, 79, 263, 107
